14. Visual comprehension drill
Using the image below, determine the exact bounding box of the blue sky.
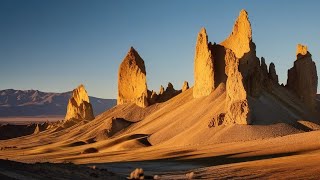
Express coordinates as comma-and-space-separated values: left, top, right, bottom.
0, 0, 319, 98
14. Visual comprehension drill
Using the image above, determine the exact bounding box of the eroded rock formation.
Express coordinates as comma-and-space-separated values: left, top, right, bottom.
182, 81, 189, 92
269, 62, 279, 84
118, 47, 149, 108
193, 28, 215, 98
287, 44, 318, 111
65, 84, 94, 121
221, 9, 262, 97
224, 49, 251, 124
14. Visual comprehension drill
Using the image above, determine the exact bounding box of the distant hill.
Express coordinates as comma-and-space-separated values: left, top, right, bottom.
0, 89, 116, 117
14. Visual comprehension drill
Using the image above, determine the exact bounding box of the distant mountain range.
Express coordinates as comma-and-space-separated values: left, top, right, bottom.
0, 89, 116, 117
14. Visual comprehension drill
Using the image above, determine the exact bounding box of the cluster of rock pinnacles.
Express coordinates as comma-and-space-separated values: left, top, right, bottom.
65, 10, 318, 125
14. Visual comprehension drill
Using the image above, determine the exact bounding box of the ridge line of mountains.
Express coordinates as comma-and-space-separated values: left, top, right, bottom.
0, 89, 116, 117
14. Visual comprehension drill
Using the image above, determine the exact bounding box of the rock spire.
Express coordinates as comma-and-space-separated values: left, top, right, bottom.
65, 84, 94, 121
117, 47, 149, 108
193, 28, 215, 98
287, 44, 318, 111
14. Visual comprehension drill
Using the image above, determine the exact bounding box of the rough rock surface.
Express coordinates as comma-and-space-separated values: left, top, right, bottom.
287, 44, 318, 111
221, 9, 252, 59
221, 9, 261, 97
182, 81, 189, 92
118, 47, 149, 108
159, 85, 165, 95
193, 28, 215, 98
65, 85, 94, 121
268, 62, 279, 84
208, 113, 225, 128
156, 83, 180, 103
224, 48, 251, 124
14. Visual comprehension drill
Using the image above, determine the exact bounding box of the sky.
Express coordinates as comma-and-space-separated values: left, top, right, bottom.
0, 0, 319, 98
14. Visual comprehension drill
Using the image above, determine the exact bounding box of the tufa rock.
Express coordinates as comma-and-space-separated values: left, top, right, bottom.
296, 44, 309, 58
260, 57, 268, 77
65, 85, 94, 121
221, 9, 252, 59
182, 81, 189, 92
159, 85, 165, 95
156, 82, 180, 103
118, 47, 149, 108
208, 113, 225, 128
268, 62, 279, 84
33, 124, 40, 134
193, 28, 215, 98
287, 44, 318, 111
129, 168, 144, 179
224, 48, 251, 124
221, 9, 262, 97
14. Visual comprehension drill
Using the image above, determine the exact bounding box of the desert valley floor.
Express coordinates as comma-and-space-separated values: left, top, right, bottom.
1, 87, 320, 179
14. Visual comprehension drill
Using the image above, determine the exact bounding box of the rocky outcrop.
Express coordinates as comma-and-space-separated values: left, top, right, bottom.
156, 83, 181, 103
118, 47, 149, 108
182, 81, 189, 92
193, 28, 215, 98
65, 85, 94, 121
221, 9, 252, 59
224, 48, 251, 124
287, 44, 318, 111
221, 9, 262, 97
159, 85, 165, 95
269, 62, 279, 84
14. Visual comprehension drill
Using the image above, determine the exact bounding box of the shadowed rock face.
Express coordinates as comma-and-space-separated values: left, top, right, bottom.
65, 85, 94, 121
117, 47, 149, 108
269, 62, 279, 84
193, 28, 215, 98
287, 44, 318, 111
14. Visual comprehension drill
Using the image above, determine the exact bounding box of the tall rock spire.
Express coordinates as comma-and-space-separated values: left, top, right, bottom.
287, 44, 318, 111
193, 27, 215, 98
117, 47, 149, 108
221, 9, 252, 59
65, 84, 94, 121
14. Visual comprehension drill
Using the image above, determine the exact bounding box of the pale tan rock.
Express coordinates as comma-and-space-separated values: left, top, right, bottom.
224, 48, 251, 124
159, 85, 165, 95
193, 28, 215, 98
182, 81, 189, 92
221, 9, 261, 97
287, 44, 318, 111
129, 168, 144, 179
221, 9, 252, 59
296, 44, 308, 57
33, 124, 40, 134
65, 84, 94, 121
117, 47, 149, 108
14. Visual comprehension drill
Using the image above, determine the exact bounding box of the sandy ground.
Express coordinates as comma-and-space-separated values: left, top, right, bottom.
0, 88, 319, 179
0, 116, 63, 125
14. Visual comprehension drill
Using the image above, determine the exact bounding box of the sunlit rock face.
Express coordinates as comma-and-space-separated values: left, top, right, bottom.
221, 9, 262, 97
287, 44, 318, 111
223, 48, 251, 124
65, 84, 94, 121
117, 47, 149, 108
221, 9, 252, 59
182, 81, 189, 92
193, 28, 215, 98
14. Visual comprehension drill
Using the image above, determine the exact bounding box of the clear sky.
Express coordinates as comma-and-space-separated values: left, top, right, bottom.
0, 0, 319, 98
